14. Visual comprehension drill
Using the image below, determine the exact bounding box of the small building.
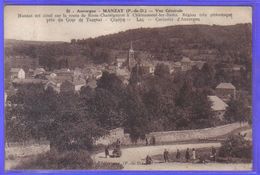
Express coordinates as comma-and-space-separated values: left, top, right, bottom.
140, 62, 155, 75
208, 95, 228, 120
54, 69, 74, 82
4, 92, 7, 106
116, 58, 126, 69
73, 79, 86, 92
49, 72, 57, 78
28, 68, 34, 77
45, 80, 62, 93
181, 57, 192, 71
192, 61, 206, 70
33, 68, 46, 77
216, 83, 236, 102
10, 68, 25, 80
74, 68, 84, 80
173, 62, 182, 72
12, 78, 47, 88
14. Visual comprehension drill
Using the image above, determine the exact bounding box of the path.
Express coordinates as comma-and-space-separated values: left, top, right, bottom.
92, 142, 251, 170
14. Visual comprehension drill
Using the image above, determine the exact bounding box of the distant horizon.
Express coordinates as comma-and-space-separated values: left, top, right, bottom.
4, 23, 252, 42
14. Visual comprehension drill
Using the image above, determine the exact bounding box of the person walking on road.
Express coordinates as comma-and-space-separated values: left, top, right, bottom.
211, 146, 217, 161
163, 149, 169, 162
146, 155, 153, 165
185, 148, 190, 162
145, 137, 149, 146
192, 148, 196, 160
105, 146, 109, 158
176, 149, 181, 161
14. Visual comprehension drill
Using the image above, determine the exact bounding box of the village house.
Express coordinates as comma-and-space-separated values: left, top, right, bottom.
45, 79, 62, 93
191, 60, 206, 70
216, 82, 236, 102
12, 78, 48, 87
181, 57, 192, 71
73, 68, 84, 80
53, 68, 74, 82
33, 68, 46, 77
73, 79, 86, 92
46, 78, 86, 93
28, 68, 34, 77
49, 72, 57, 78
208, 95, 228, 121
140, 65, 153, 75
173, 61, 182, 72
10, 68, 25, 80
105, 64, 117, 74
116, 58, 126, 69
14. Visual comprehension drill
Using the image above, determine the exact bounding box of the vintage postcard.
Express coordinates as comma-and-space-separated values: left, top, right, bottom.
4, 6, 252, 170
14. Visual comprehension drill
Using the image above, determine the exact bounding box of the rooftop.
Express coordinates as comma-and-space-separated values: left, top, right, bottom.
216, 83, 236, 90
12, 78, 47, 84
181, 57, 191, 63
208, 95, 228, 111
10, 68, 23, 73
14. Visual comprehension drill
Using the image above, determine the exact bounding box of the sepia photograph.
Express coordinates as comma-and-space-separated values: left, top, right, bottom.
4, 6, 252, 170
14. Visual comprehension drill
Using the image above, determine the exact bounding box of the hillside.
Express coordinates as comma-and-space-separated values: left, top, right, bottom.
4, 24, 252, 70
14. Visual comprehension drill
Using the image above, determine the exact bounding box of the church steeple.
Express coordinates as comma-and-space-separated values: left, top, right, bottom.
127, 41, 135, 71
129, 41, 134, 53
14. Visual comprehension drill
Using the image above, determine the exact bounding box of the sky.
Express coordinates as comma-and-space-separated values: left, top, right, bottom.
4, 6, 252, 42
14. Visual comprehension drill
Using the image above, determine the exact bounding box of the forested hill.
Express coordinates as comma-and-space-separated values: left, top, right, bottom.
5, 24, 252, 69
74, 24, 252, 52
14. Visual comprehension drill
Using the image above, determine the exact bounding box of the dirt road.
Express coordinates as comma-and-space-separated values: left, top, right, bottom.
92, 142, 252, 170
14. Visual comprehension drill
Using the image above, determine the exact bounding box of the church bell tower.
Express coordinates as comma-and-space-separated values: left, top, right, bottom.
127, 41, 135, 71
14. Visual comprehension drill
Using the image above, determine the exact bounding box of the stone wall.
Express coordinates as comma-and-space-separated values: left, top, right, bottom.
95, 123, 247, 146
146, 122, 246, 144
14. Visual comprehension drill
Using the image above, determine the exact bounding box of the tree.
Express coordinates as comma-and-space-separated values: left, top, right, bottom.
190, 90, 214, 128
123, 87, 150, 142
176, 80, 194, 108
154, 63, 170, 78
199, 63, 215, 87
90, 48, 112, 64
89, 88, 125, 129
50, 91, 106, 152
224, 97, 250, 124
97, 71, 125, 97
219, 134, 252, 159
39, 55, 57, 71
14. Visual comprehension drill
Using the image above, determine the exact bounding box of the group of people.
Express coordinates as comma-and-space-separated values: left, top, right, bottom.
105, 139, 122, 158
145, 146, 217, 165
184, 148, 196, 162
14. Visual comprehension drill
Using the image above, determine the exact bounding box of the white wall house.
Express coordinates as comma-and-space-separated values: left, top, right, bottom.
208, 95, 228, 120
10, 68, 25, 80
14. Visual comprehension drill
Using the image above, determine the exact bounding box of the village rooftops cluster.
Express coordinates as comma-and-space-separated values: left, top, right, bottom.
7, 42, 239, 122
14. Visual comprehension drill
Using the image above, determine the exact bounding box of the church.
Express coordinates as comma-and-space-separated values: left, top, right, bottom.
116, 41, 137, 72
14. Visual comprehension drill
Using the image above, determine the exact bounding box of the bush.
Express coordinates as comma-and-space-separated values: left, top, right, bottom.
14, 150, 93, 170
218, 134, 252, 159
13, 150, 123, 170
92, 162, 123, 170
